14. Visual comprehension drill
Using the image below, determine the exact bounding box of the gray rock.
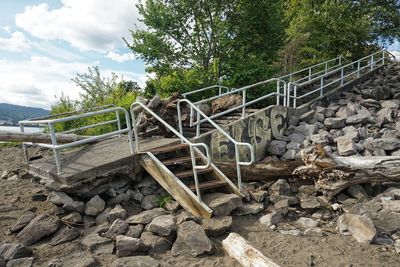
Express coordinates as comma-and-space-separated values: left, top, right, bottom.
300, 197, 321, 209
336, 137, 357, 156
338, 214, 376, 243
233, 202, 264, 216
17, 214, 60, 246
140, 232, 170, 255
141, 195, 158, 210
108, 205, 127, 222
347, 185, 370, 201
115, 235, 143, 257
126, 225, 144, 238
298, 185, 317, 198
171, 221, 212, 256
296, 217, 318, 229
10, 212, 36, 233
62, 212, 83, 224
95, 207, 111, 225
295, 123, 318, 136
47, 192, 73, 206
282, 149, 298, 160
63, 201, 85, 213
126, 208, 166, 224
203, 193, 242, 216
300, 110, 315, 123
324, 118, 346, 129
62, 256, 98, 267
201, 216, 232, 236
111, 256, 160, 267
288, 133, 306, 143
0, 170, 8, 179
346, 114, 369, 124
259, 212, 283, 227
84, 195, 105, 216
377, 107, 394, 123
176, 210, 198, 225
50, 226, 80, 246
81, 233, 114, 255
146, 215, 176, 236
95, 223, 110, 235
267, 140, 287, 156
103, 218, 129, 239
165, 201, 180, 212
381, 100, 399, 109
0, 258, 4, 267
0, 243, 32, 261
6, 257, 34, 267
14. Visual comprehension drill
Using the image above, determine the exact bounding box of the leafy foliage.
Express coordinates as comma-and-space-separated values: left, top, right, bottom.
51, 67, 140, 135
156, 194, 173, 208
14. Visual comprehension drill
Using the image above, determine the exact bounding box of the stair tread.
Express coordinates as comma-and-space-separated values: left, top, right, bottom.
148, 143, 189, 155
175, 167, 213, 179
188, 180, 227, 191
162, 156, 197, 166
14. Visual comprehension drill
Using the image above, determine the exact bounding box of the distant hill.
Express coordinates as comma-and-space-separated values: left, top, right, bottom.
0, 103, 50, 125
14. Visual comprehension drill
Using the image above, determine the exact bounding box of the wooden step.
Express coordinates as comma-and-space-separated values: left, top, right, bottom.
148, 143, 189, 155
162, 156, 197, 166
175, 167, 213, 179
188, 180, 227, 191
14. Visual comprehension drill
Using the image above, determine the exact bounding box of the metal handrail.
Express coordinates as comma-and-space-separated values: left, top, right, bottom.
19, 106, 133, 174
287, 50, 391, 108
182, 85, 232, 98
177, 99, 255, 191
130, 101, 211, 201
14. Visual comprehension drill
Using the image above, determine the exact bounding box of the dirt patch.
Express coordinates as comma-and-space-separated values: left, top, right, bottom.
1, 146, 400, 266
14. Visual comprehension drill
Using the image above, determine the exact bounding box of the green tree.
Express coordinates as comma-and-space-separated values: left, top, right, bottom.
125, 0, 285, 96
281, 0, 400, 68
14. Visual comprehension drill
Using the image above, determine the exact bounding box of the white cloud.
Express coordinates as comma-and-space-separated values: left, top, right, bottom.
389, 50, 400, 61
0, 31, 31, 52
15, 0, 142, 53
2, 26, 11, 33
0, 56, 147, 109
105, 51, 135, 62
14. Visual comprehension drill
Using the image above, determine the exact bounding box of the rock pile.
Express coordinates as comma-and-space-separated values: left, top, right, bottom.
267, 63, 400, 160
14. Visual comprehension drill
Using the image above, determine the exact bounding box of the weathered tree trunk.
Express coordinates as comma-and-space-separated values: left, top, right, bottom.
222, 233, 281, 267
0, 131, 89, 144
293, 145, 400, 197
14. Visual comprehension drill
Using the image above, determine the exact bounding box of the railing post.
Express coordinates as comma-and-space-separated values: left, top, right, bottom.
49, 122, 62, 174
357, 61, 361, 78
325, 62, 328, 73
241, 90, 246, 119
19, 123, 29, 162
308, 68, 312, 81
371, 55, 374, 70
293, 85, 297, 108
320, 77, 324, 97
115, 111, 122, 137
276, 80, 280, 106
196, 106, 201, 137
339, 56, 342, 66
177, 102, 184, 142
287, 83, 291, 107
235, 144, 242, 191
382, 50, 385, 65
283, 83, 287, 107
130, 106, 140, 152
190, 146, 201, 201
341, 68, 344, 86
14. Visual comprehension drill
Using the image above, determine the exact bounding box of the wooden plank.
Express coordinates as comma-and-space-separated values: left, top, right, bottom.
174, 168, 213, 179
162, 155, 197, 166
138, 153, 213, 218
188, 180, 227, 191
148, 143, 188, 155
222, 233, 281, 267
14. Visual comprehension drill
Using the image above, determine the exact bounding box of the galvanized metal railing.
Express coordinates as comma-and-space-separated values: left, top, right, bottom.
177, 99, 255, 191
19, 105, 134, 174
182, 85, 233, 99
286, 50, 394, 108
130, 101, 211, 201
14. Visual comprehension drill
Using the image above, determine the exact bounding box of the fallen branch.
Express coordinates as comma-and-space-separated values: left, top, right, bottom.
293, 145, 400, 197
222, 233, 281, 267
0, 131, 90, 144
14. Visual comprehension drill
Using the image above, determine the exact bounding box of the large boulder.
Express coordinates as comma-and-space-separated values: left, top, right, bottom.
81, 233, 114, 255
201, 216, 232, 236
103, 218, 129, 239
0, 243, 32, 261
171, 221, 213, 256
211, 94, 242, 114
202, 193, 242, 216
10, 212, 36, 233
145, 215, 176, 236
17, 214, 60, 246
337, 214, 376, 243
111, 256, 160, 267
84, 195, 105, 216
115, 235, 144, 257
126, 208, 166, 224
140, 232, 170, 255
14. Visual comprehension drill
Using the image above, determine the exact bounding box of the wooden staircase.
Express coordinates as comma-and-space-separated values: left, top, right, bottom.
138, 142, 243, 218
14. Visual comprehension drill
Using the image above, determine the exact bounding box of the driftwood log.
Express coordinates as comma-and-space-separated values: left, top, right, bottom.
222, 233, 281, 267
293, 145, 400, 197
0, 131, 89, 144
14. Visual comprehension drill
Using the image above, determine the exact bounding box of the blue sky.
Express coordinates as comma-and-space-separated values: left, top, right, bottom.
0, 0, 146, 109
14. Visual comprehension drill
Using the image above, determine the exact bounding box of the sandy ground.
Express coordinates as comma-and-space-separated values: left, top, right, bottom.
1, 146, 400, 266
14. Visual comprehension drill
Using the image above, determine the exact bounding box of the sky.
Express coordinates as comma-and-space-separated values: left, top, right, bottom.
0, 0, 146, 109
0, 1, 399, 110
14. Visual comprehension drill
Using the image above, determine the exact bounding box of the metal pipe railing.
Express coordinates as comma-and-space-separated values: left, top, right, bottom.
286, 50, 392, 108
19, 106, 133, 174
130, 101, 211, 201
177, 99, 255, 191
182, 85, 232, 98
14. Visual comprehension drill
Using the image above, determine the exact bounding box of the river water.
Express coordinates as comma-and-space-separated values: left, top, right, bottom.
0, 125, 43, 133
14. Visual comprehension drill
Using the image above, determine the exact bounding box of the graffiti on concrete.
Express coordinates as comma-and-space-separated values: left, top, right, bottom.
211, 106, 288, 162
